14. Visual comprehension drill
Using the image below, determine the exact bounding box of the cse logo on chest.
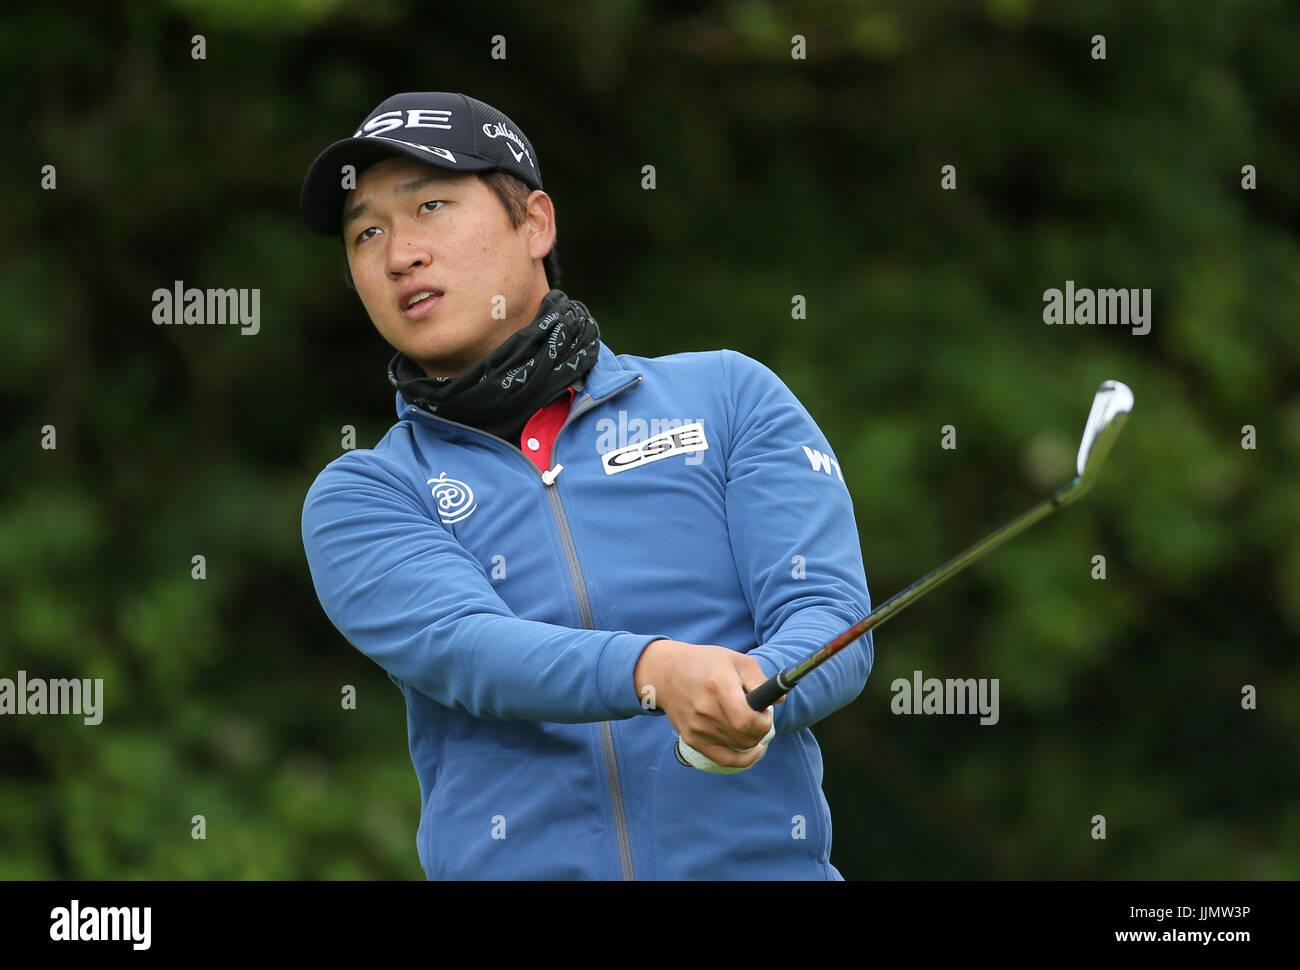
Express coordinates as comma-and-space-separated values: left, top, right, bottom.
601, 422, 709, 475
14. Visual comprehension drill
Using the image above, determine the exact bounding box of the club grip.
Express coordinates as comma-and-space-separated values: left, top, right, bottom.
745, 674, 788, 711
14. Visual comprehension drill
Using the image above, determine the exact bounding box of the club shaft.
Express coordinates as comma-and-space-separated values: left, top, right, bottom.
746, 478, 1079, 710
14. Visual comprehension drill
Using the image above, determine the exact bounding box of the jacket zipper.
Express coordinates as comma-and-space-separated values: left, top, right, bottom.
406, 374, 644, 880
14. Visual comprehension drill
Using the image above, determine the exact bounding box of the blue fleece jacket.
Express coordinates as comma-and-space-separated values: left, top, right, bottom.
301, 340, 873, 879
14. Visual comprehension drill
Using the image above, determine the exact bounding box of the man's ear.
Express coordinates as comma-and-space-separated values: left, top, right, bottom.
525, 191, 556, 262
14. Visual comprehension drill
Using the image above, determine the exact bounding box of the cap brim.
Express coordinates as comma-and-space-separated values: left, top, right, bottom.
300, 135, 498, 236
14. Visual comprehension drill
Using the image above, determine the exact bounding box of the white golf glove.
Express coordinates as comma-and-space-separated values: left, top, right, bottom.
674, 719, 776, 774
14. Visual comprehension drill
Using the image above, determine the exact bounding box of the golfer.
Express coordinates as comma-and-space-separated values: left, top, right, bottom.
299, 92, 874, 879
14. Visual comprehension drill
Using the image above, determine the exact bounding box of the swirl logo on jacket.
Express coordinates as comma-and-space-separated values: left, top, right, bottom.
427, 472, 478, 524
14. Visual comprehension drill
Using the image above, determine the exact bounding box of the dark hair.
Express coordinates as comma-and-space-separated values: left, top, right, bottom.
340, 170, 561, 292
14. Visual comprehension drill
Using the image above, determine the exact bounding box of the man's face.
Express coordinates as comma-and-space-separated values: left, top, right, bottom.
341, 156, 554, 378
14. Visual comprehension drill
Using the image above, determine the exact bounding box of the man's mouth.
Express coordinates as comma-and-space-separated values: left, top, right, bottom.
401, 289, 444, 319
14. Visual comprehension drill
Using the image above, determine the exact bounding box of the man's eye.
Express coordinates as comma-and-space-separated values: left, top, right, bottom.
353, 202, 442, 244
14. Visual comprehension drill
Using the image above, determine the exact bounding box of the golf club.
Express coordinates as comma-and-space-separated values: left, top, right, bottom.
676, 379, 1133, 769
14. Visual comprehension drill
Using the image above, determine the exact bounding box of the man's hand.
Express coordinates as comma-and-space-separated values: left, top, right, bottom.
634, 639, 784, 771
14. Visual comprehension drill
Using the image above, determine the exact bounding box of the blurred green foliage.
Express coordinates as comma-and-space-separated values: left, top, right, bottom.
1, 0, 1297, 879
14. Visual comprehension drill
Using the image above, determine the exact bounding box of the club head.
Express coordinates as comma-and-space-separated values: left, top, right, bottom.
1072, 380, 1134, 493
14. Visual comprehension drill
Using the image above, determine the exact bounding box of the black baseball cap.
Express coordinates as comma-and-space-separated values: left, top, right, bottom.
300, 92, 543, 236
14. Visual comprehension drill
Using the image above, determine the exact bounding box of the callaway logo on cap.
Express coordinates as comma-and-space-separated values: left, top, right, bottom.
300, 92, 543, 236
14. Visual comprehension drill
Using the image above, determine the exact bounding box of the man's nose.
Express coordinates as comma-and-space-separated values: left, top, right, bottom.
387, 233, 432, 274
